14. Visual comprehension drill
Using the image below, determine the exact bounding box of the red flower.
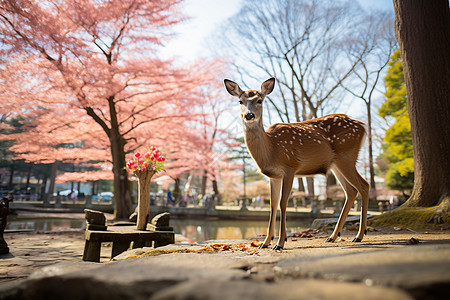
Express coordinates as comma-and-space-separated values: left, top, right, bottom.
134, 152, 141, 158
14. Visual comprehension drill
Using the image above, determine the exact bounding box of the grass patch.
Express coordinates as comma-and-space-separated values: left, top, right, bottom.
373, 206, 450, 229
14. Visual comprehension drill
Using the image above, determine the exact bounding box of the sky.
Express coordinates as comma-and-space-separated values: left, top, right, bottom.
165, 0, 395, 62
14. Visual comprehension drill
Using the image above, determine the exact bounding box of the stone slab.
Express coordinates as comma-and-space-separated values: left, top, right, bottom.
151, 279, 413, 300
274, 244, 450, 289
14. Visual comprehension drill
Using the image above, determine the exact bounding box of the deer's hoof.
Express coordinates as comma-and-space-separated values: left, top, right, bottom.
272, 245, 283, 251
258, 244, 269, 249
352, 237, 362, 243
325, 237, 335, 243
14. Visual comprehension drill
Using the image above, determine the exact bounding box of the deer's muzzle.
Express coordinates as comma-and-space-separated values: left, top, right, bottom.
244, 112, 255, 121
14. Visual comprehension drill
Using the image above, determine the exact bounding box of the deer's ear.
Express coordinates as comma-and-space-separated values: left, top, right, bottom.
260, 78, 275, 96
224, 79, 244, 97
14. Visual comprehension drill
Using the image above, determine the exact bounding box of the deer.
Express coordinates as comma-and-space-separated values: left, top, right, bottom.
224, 78, 369, 250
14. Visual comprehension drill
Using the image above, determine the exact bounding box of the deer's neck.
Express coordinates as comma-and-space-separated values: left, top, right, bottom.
243, 121, 272, 170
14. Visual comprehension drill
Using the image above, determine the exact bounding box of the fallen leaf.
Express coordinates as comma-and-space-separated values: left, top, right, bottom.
250, 240, 262, 247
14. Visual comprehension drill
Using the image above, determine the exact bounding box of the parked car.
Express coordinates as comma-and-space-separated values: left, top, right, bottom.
53, 190, 78, 198
92, 192, 113, 202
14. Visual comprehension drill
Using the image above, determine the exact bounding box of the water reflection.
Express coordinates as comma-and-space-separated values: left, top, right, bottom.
170, 219, 310, 242
6, 218, 86, 231
6, 217, 310, 242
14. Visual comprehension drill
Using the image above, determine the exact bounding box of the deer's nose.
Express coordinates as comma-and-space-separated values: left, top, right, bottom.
244, 112, 255, 121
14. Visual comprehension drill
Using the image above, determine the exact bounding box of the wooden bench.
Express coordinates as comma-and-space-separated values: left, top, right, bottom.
82, 210, 175, 262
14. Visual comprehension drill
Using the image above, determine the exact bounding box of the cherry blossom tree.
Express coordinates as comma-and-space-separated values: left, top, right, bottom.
0, 0, 221, 219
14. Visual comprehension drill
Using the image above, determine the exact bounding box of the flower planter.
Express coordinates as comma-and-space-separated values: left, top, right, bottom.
126, 146, 166, 231
135, 170, 155, 230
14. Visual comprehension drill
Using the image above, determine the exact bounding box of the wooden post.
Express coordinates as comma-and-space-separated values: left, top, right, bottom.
136, 170, 154, 230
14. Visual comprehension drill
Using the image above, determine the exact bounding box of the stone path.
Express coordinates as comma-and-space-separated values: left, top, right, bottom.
1, 228, 450, 300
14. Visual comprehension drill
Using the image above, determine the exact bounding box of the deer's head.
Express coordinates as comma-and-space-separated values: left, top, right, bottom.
224, 78, 275, 126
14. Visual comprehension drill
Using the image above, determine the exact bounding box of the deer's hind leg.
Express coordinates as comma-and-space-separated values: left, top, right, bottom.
326, 168, 358, 242
331, 162, 370, 242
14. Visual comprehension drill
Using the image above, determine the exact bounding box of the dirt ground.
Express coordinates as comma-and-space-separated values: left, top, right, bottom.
2, 226, 449, 284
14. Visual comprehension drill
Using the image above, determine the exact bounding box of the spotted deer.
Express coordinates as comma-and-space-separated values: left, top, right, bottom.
224, 78, 369, 250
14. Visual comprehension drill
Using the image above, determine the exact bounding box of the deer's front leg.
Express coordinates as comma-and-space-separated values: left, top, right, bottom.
273, 174, 294, 250
259, 178, 281, 249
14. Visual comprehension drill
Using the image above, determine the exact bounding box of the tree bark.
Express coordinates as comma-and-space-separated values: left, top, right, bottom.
393, 0, 450, 209
107, 95, 133, 219
201, 170, 207, 197
367, 102, 377, 199
297, 178, 305, 192
47, 162, 58, 203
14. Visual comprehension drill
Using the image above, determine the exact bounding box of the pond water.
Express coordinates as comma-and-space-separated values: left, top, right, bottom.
170, 219, 311, 242
6, 217, 312, 242
6, 217, 86, 232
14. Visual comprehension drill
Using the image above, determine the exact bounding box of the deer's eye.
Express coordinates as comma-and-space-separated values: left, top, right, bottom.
239, 100, 243, 105
257, 100, 263, 104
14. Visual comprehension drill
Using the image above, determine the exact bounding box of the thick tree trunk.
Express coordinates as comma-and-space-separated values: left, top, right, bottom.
47, 162, 58, 202
109, 104, 132, 219
110, 130, 132, 219
297, 178, 305, 192
8, 163, 14, 190
393, 0, 450, 209
306, 177, 315, 198
201, 170, 207, 197
212, 177, 219, 196
326, 174, 337, 200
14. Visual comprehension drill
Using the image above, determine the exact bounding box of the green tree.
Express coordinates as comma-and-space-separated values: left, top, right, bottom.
379, 50, 414, 193
227, 138, 264, 199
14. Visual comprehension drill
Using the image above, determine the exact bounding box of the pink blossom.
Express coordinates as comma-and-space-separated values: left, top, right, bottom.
144, 152, 151, 159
